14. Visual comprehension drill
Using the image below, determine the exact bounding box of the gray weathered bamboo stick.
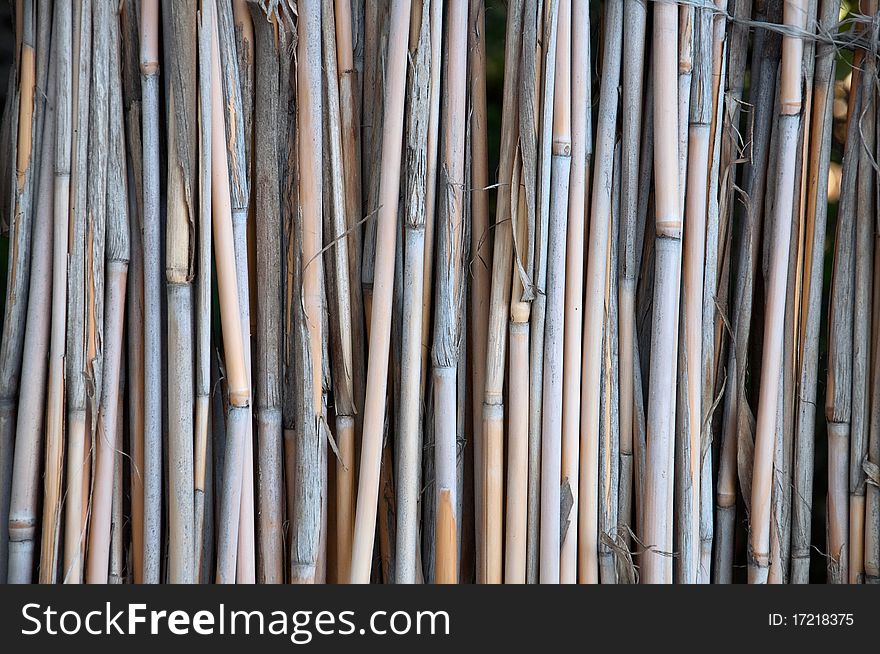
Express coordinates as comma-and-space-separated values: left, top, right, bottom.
87, 8, 129, 581
396, 0, 431, 585
791, 0, 837, 584
0, 0, 37, 583
61, 0, 95, 584
432, 0, 468, 584
618, 0, 646, 562
539, 0, 570, 585
579, 0, 621, 584
162, 0, 198, 585
248, 0, 284, 585
140, 0, 162, 584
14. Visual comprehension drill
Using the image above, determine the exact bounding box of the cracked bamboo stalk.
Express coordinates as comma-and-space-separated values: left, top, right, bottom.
395, 0, 431, 585
750, 0, 807, 584
162, 0, 198, 585
87, 9, 129, 581
349, 0, 412, 584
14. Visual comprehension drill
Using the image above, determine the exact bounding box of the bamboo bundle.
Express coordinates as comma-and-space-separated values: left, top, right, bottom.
0, 0, 876, 587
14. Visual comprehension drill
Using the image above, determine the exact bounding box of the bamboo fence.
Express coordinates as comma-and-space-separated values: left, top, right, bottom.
0, 0, 877, 584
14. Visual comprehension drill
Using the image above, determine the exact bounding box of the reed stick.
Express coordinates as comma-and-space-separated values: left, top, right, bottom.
432, 0, 469, 585
87, 8, 129, 581
642, 0, 681, 584
208, 0, 251, 583
140, 0, 162, 584
194, 0, 213, 580
349, 0, 412, 584
618, 0, 647, 563
750, 0, 808, 584
578, 0, 622, 584
396, 0, 431, 585
6, 2, 54, 582
0, 0, 36, 584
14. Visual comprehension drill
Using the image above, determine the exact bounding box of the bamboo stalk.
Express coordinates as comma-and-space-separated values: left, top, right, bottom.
468, 0, 490, 582
6, 0, 54, 583
0, 0, 37, 584
579, 0, 621, 584
87, 7, 129, 581
677, 0, 712, 585
349, 0, 412, 584
750, 0, 808, 584
432, 0, 469, 585
162, 0, 198, 585
248, 0, 284, 585
194, 0, 213, 581
618, 0, 646, 565
642, 0, 680, 585
208, 0, 251, 584
140, 0, 162, 584
396, 0, 431, 585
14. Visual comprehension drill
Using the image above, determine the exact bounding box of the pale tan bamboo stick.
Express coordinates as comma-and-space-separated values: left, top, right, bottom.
39, 0, 72, 584
559, 0, 589, 584
208, 0, 251, 584
678, 1, 712, 585
194, 0, 213, 580
350, 0, 412, 584
750, 0, 807, 584
6, 3, 55, 582
579, 0, 622, 584
87, 10, 129, 581
506, 161, 529, 583
642, 0, 681, 585
480, 0, 523, 586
